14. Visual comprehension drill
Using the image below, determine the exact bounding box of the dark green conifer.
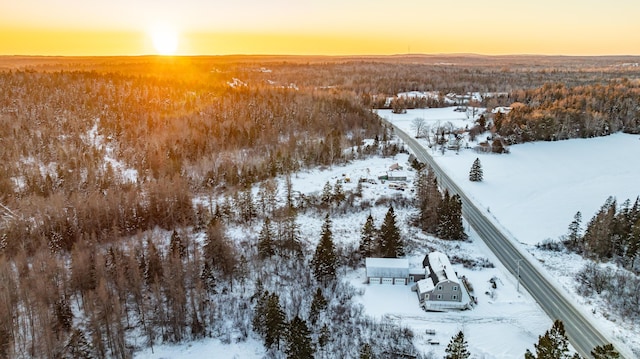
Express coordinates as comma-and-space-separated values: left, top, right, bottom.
445, 330, 471, 359
312, 214, 337, 284
285, 316, 314, 359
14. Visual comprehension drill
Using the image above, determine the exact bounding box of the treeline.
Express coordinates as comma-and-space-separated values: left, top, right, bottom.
0, 66, 386, 255
564, 197, 640, 272
563, 196, 640, 323
495, 80, 640, 143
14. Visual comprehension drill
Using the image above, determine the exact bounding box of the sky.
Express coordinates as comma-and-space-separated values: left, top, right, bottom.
1, 0, 639, 56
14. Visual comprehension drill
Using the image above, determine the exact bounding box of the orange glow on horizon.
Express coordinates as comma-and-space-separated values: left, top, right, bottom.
4, 28, 638, 57
1, 0, 639, 57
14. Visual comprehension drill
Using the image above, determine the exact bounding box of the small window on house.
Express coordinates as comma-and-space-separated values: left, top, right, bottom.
437, 294, 442, 300
437, 285, 443, 291
453, 286, 458, 291
452, 295, 458, 300
409, 276, 414, 283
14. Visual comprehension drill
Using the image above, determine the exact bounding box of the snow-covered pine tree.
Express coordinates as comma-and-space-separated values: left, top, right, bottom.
285, 315, 314, 359
321, 181, 333, 208
469, 157, 483, 182
359, 213, 377, 258
379, 206, 404, 258
317, 324, 330, 350
237, 188, 257, 223
312, 214, 337, 284
445, 330, 471, 359
524, 320, 572, 359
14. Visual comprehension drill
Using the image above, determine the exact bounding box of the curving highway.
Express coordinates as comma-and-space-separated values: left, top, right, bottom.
386, 122, 622, 358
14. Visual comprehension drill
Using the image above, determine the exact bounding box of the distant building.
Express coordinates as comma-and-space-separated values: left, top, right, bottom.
491, 106, 512, 114
378, 171, 407, 182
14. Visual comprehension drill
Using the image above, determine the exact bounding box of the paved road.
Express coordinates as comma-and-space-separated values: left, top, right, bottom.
386, 123, 620, 358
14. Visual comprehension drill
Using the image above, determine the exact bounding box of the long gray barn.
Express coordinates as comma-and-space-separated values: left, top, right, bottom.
365, 258, 409, 285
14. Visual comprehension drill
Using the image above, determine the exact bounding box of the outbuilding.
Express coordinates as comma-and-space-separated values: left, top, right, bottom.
365, 258, 409, 285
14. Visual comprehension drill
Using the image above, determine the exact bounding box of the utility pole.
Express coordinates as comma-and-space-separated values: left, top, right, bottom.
516, 259, 522, 293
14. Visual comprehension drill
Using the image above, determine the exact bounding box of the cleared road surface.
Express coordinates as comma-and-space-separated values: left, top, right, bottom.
387, 123, 621, 358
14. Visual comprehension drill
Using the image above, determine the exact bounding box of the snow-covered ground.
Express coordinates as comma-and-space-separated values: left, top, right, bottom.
381, 107, 640, 357
380, 107, 640, 247
136, 151, 554, 358
137, 107, 639, 358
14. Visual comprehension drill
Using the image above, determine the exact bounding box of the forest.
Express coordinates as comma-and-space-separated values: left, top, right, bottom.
0, 55, 638, 358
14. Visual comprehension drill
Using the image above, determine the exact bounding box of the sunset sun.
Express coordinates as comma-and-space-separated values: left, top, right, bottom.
149, 25, 178, 55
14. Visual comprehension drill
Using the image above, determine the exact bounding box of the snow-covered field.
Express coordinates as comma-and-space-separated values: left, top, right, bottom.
138, 107, 639, 358
380, 108, 640, 247
381, 107, 640, 357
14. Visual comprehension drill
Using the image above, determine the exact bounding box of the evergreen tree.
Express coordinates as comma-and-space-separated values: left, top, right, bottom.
437, 191, 467, 240
62, 329, 94, 359
445, 330, 471, 359
309, 287, 328, 326
237, 188, 257, 223
312, 214, 338, 284
258, 217, 276, 259
203, 218, 237, 279
469, 157, 483, 182
318, 323, 330, 350
525, 320, 572, 359
285, 315, 315, 359
169, 230, 186, 258
583, 197, 617, 259
628, 219, 640, 265
591, 343, 620, 359
252, 290, 270, 337
449, 194, 467, 239
359, 214, 378, 258
53, 296, 73, 335
264, 293, 286, 349
279, 212, 303, 257
566, 211, 582, 251
359, 343, 374, 359
321, 181, 333, 208
379, 206, 404, 258
414, 167, 441, 233
145, 238, 163, 285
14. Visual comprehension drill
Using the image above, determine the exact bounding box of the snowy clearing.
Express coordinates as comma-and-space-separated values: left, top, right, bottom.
136, 107, 640, 358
